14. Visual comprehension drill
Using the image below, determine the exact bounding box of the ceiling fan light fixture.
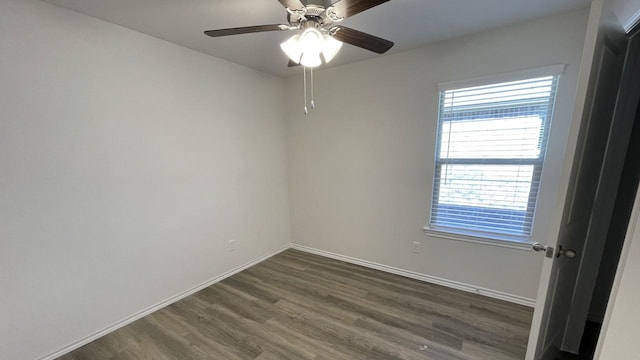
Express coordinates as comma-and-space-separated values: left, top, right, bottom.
281, 28, 342, 67
280, 34, 303, 63
300, 52, 322, 68
281, 27, 331, 68
205, 0, 395, 114
322, 35, 343, 63
299, 27, 324, 54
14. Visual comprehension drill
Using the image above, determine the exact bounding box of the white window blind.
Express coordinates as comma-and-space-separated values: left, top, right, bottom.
430, 75, 559, 238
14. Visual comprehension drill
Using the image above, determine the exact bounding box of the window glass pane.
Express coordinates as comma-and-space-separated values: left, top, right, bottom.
430, 74, 559, 238
442, 77, 555, 109
440, 116, 544, 159
433, 164, 535, 235
437, 164, 534, 211
432, 204, 530, 235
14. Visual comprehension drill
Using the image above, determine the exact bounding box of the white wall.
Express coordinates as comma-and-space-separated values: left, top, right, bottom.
611, 0, 640, 32
285, 9, 589, 301
596, 190, 640, 359
0, 1, 290, 359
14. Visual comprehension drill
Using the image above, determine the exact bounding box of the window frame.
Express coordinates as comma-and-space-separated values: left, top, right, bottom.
425, 65, 566, 248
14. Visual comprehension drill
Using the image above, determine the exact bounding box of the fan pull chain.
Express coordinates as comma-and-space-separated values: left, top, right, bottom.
303, 66, 308, 115
310, 67, 315, 109
302, 67, 317, 114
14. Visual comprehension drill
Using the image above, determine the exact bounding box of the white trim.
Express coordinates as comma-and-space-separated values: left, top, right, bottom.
594, 189, 640, 358
290, 244, 537, 307
437, 64, 567, 91
423, 226, 534, 251
623, 8, 640, 33
37, 244, 292, 360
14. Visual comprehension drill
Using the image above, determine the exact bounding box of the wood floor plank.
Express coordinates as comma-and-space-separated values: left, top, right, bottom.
168, 300, 264, 359
271, 299, 415, 360
262, 318, 355, 360
196, 285, 273, 324
279, 250, 533, 329
260, 259, 370, 298
58, 249, 533, 360
353, 316, 470, 360
232, 271, 361, 325
204, 303, 317, 360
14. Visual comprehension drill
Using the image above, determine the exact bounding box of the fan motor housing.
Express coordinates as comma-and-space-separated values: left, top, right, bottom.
287, 5, 342, 29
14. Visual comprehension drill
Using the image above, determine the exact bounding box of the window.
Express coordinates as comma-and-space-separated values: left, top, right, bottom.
429, 72, 560, 241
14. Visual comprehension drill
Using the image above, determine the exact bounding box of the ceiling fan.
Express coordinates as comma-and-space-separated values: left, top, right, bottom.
203, 0, 394, 68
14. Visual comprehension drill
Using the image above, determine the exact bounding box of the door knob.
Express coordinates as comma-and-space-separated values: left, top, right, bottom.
557, 246, 577, 259
532, 243, 547, 252
532, 242, 554, 258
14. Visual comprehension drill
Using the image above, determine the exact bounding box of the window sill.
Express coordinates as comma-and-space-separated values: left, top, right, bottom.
422, 226, 534, 251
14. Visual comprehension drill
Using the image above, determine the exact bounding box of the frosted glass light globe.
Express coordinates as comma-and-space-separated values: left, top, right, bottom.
280, 34, 302, 63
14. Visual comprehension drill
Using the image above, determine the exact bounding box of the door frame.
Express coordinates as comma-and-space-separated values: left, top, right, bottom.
594, 157, 640, 358
562, 20, 640, 352
524, 1, 626, 358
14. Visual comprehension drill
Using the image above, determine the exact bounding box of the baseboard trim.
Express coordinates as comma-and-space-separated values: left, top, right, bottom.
290, 244, 536, 308
38, 243, 292, 360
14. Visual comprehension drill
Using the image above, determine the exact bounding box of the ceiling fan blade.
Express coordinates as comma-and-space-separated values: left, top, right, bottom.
288, 59, 301, 67
204, 24, 288, 37
277, 0, 306, 11
331, 26, 394, 54
329, 0, 390, 19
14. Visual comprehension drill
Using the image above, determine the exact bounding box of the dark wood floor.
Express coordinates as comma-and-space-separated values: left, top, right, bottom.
59, 249, 534, 360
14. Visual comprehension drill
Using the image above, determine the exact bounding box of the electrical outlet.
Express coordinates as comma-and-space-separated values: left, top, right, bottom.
412, 241, 421, 254
227, 240, 236, 252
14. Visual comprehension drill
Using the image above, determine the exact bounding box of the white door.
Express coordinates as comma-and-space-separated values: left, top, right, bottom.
561, 26, 640, 353
525, 1, 626, 359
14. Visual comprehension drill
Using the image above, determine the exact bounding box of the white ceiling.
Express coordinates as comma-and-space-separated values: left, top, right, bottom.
43, 0, 590, 77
